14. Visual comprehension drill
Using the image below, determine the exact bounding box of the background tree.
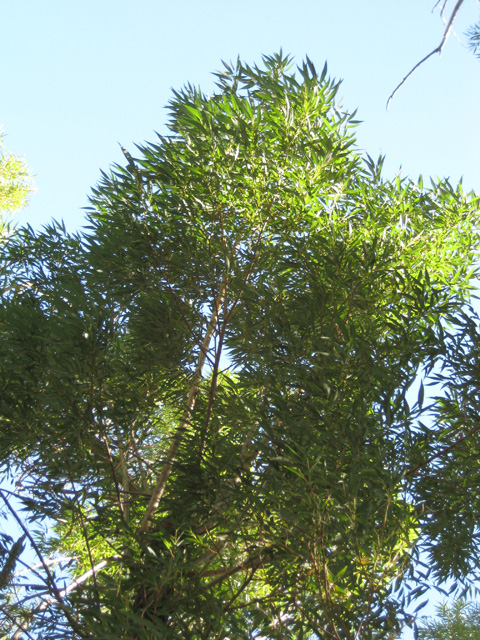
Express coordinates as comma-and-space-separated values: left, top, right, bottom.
418, 599, 480, 640
1, 53, 480, 639
0, 130, 33, 221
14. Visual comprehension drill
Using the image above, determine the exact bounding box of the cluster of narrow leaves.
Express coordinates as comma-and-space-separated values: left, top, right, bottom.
418, 599, 480, 640
1, 53, 480, 639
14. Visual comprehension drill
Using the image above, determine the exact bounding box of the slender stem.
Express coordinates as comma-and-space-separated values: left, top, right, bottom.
129, 425, 150, 493
202, 547, 273, 590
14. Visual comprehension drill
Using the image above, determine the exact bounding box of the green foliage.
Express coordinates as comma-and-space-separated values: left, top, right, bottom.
418, 599, 480, 640
0, 131, 33, 224
1, 53, 480, 639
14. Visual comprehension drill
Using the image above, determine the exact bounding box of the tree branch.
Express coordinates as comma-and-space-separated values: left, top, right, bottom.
35, 556, 118, 611
14, 555, 74, 578
387, 0, 466, 109
139, 275, 229, 532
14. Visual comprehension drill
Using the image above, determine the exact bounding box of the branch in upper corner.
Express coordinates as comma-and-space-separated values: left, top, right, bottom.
386, 0, 466, 109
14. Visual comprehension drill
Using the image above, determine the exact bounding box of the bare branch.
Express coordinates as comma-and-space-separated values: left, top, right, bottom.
440, 0, 449, 21
436, 0, 465, 46
431, 0, 444, 13
387, 0, 466, 109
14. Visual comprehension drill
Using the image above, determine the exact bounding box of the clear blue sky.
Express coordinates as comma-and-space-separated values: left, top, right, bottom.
1, 0, 479, 634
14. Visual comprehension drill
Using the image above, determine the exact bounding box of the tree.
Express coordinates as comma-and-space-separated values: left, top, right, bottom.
1, 53, 480, 639
418, 599, 480, 640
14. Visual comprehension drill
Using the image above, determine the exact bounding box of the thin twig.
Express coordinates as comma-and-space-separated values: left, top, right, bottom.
117, 444, 131, 522
11, 557, 118, 640
440, 0, 449, 21
223, 566, 258, 612
68, 477, 101, 605
436, 0, 464, 45
387, 0, 466, 109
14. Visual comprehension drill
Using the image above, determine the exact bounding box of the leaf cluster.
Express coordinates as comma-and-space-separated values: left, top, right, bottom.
0, 131, 34, 219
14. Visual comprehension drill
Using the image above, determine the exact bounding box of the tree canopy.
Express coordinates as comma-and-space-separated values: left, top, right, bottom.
1, 53, 480, 640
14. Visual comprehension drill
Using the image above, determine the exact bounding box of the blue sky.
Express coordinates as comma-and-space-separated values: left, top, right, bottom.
1, 0, 479, 635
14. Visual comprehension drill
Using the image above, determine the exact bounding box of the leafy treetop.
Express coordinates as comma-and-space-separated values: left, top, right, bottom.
1, 53, 480, 640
